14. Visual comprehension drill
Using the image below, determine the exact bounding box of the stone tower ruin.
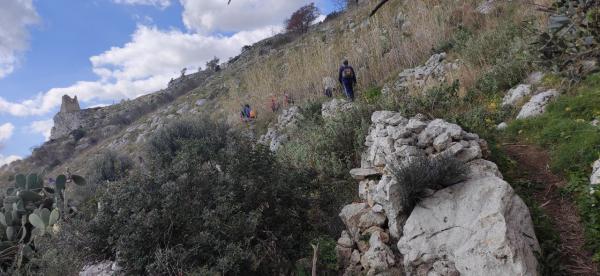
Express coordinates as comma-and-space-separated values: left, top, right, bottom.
50, 95, 83, 140
60, 95, 81, 113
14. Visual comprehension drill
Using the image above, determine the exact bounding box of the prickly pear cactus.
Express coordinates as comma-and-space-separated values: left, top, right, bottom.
0, 172, 86, 271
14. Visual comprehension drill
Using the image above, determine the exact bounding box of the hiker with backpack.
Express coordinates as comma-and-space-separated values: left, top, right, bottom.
240, 104, 252, 122
338, 59, 357, 101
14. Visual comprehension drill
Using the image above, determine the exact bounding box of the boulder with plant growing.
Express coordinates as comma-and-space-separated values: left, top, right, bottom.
336, 111, 540, 275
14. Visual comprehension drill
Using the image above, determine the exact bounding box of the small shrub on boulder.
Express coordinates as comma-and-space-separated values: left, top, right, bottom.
388, 153, 468, 212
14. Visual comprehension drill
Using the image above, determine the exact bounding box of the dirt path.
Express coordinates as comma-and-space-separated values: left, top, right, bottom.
504, 144, 598, 276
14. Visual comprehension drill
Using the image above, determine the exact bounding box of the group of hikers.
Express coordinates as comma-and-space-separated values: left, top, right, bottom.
240, 59, 357, 122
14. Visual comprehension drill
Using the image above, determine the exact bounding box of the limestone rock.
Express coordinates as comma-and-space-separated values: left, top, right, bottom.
477, 0, 496, 14
360, 231, 397, 275
385, 53, 460, 94
517, 89, 559, 119
591, 159, 600, 186
398, 176, 540, 276
338, 230, 355, 248
336, 245, 354, 269
497, 122, 508, 130
322, 98, 355, 119
350, 168, 381, 180
195, 99, 206, 106
337, 112, 539, 275
258, 106, 302, 151
79, 261, 121, 276
466, 159, 503, 180
502, 84, 532, 106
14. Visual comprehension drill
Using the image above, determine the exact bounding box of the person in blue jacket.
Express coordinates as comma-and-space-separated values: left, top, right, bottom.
338, 59, 357, 101
240, 104, 251, 121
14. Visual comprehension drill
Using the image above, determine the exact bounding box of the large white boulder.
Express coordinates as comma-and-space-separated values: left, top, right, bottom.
517, 90, 559, 119
502, 84, 532, 106
398, 176, 540, 276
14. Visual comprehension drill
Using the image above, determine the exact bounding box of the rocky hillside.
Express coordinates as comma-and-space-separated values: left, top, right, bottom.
1, 0, 600, 275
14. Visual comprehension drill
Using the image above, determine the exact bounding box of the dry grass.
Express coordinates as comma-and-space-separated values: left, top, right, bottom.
222, 0, 542, 128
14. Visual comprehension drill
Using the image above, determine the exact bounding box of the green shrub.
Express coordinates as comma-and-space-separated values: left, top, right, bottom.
388, 154, 468, 212
57, 117, 321, 275
458, 21, 524, 67
87, 150, 133, 185
70, 128, 86, 142
361, 86, 382, 104
279, 103, 372, 179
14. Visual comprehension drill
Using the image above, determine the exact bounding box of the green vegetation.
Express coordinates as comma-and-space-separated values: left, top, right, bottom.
505, 73, 600, 261
388, 154, 468, 212
279, 102, 372, 179
35, 117, 355, 275
0, 172, 85, 274
493, 148, 566, 275
87, 150, 133, 186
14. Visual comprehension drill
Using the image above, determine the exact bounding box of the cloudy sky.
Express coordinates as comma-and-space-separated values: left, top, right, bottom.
0, 0, 335, 166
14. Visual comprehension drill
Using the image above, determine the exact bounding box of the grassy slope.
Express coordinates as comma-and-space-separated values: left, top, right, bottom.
7, 0, 593, 272
505, 73, 600, 261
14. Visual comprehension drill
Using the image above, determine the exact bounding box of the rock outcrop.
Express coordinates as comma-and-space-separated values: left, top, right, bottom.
477, 0, 497, 14
258, 106, 303, 151
50, 95, 85, 140
382, 52, 460, 95
502, 84, 532, 107
398, 176, 540, 276
336, 111, 540, 275
322, 98, 355, 119
49, 70, 213, 141
79, 261, 121, 276
516, 89, 559, 119
591, 159, 600, 186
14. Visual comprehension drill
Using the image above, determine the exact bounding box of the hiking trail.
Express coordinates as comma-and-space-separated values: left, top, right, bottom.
504, 144, 599, 275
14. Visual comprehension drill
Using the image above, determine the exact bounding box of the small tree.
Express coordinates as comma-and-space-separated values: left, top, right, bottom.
206, 56, 220, 72
285, 3, 319, 33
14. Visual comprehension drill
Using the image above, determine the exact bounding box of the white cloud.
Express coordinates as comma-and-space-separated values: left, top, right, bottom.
0, 123, 19, 166
29, 119, 53, 141
180, 0, 314, 33
113, 0, 171, 8
0, 24, 278, 117
0, 155, 21, 167
0, 0, 39, 78
0, 123, 15, 142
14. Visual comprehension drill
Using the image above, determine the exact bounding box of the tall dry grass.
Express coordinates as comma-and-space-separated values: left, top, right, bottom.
223, 0, 542, 127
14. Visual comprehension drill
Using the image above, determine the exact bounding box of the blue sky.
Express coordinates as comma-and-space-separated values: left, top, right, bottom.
0, 0, 336, 166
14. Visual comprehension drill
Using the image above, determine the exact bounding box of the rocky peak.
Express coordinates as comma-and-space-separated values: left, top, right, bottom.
50, 95, 86, 140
